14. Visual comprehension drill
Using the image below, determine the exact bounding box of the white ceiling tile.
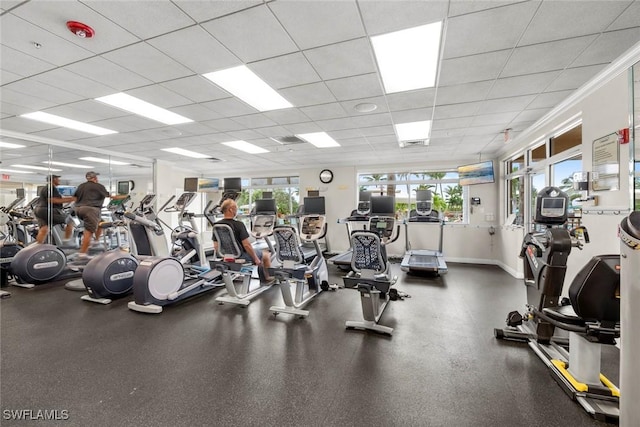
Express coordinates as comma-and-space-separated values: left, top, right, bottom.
358, 0, 448, 36
279, 82, 337, 107
390, 109, 432, 124
0, 45, 56, 77
102, 42, 193, 83
1, 14, 94, 66
513, 108, 553, 123
437, 81, 494, 105
64, 56, 153, 91
448, 1, 526, 17
350, 113, 393, 128
250, 53, 321, 89
386, 89, 436, 112
84, 1, 195, 39
201, 118, 248, 133
127, 85, 193, 109
231, 114, 279, 129
269, 0, 364, 49
32, 68, 114, 99
147, 25, 239, 74
477, 95, 537, 114
300, 103, 348, 121
501, 36, 598, 78
486, 71, 561, 99
168, 104, 223, 122
572, 27, 640, 67
470, 111, 520, 127
608, 1, 640, 31
443, 2, 539, 59
439, 50, 511, 85
433, 102, 482, 120
304, 38, 377, 80
325, 73, 383, 101
431, 116, 474, 130
0, 87, 57, 111
201, 97, 257, 117
46, 100, 126, 123
545, 64, 608, 93
0, 69, 24, 86
161, 76, 230, 103
262, 109, 311, 125
527, 90, 574, 109
519, 0, 630, 46
10, 0, 140, 54
172, 0, 262, 23
200, 4, 298, 62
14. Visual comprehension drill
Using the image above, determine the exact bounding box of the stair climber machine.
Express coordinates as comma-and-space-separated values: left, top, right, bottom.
400, 189, 448, 275
269, 208, 337, 318
128, 192, 223, 314
618, 211, 640, 426
65, 194, 164, 304
494, 186, 620, 422
343, 214, 400, 335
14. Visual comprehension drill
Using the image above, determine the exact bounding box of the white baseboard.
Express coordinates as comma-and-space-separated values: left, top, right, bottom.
441, 257, 524, 279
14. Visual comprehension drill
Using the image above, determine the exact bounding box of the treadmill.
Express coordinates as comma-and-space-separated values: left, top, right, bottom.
400, 190, 448, 275
329, 191, 372, 270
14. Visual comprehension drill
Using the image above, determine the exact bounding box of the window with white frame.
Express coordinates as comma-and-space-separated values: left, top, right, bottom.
357, 171, 465, 222
504, 123, 582, 229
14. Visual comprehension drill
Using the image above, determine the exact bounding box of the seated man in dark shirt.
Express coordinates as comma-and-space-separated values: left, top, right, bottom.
34, 174, 76, 245
213, 199, 273, 281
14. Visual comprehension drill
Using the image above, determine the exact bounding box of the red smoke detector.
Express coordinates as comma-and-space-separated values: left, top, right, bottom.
66, 21, 95, 38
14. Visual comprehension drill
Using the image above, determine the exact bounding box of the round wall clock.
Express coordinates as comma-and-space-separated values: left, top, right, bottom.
319, 169, 334, 184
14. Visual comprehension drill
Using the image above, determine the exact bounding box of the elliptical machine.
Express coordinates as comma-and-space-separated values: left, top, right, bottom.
66, 194, 166, 304
127, 186, 236, 314
269, 213, 335, 318
495, 186, 620, 422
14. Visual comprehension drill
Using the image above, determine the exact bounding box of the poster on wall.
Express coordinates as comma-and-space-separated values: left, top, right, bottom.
592, 132, 620, 191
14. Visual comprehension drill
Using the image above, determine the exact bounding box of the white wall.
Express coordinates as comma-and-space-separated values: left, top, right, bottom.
498, 71, 632, 284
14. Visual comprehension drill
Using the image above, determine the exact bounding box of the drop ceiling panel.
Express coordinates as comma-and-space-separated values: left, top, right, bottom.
263, 109, 311, 126
250, 52, 322, 89
10, 0, 140, 54
64, 57, 153, 91
0, 45, 56, 78
527, 90, 574, 109
304, 38, 377, 80
172, 0, 263, 23
230, 114, 279, 129
268, 0, 364, 50
32, 69, 114, 99
518, 0, 631, 46
501, 35, 599, 78
84, 1, 195, 40
358, 0, 448, 36
325, 73, 383, 101
0, 14, 93, 66
477, 95, 537, 114
436, 81, 494, 105
280, 82, 337, 107
147, 26, 239, 74
443, 1, 539, 59
439, 50, 511, 86
572, 27, 640, 67
340, 96, 389, 116
545, 64, 608, 93
300, 103, 348, 121
126, 85, 193, 109
200, 4, 298, 63
101, 42, 193, 83
386, 89, 436, 112
486, 71, 562, 99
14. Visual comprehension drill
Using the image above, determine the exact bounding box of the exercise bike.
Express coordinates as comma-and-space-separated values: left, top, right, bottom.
268, 214, 335, 318
343, 215, 399, 335
494, 186, 620, 422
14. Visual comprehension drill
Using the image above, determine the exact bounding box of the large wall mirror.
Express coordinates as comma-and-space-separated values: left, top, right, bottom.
634, 62, 640, 211
1, 131, 152, 244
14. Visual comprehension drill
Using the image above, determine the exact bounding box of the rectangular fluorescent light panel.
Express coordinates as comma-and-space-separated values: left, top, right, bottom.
161, 147, 210, 159
371, 21, 442, 93
95, 93, 193, 125
395, 120, 432, 142
13, 165, 63, 172
296, 132, 340, 148
0, 169, 35, 174
203, 66, 293, 112
221, 140, 269, 154
0, 141, 26, 148
20, 112, 117, 136
43, 161, 94, 169
79, 157, 129, 166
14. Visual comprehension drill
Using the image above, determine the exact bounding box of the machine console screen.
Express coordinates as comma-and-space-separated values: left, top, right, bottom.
541, 198, 565, 217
